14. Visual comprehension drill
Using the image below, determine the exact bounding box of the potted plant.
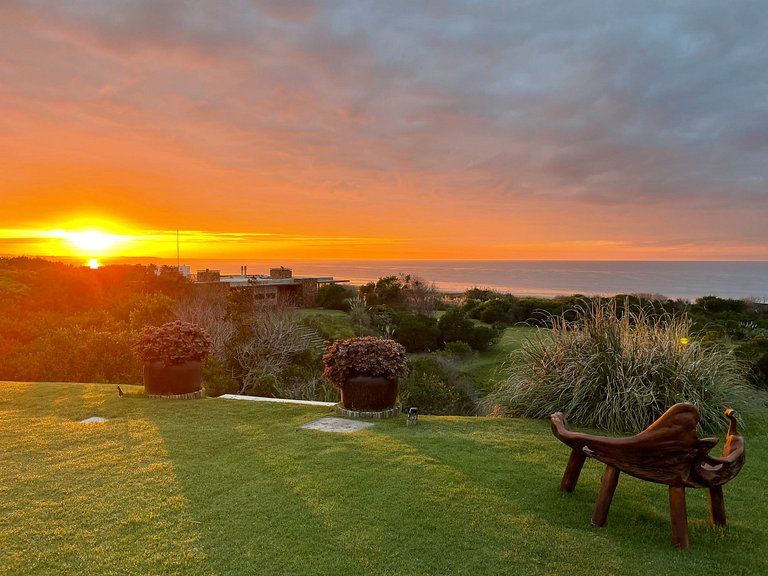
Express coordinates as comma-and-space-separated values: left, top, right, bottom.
323, 337, 408, 410
135, 320, 212, 397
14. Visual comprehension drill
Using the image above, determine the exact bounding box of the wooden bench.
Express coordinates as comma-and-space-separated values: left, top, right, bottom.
550, 403, 745, 548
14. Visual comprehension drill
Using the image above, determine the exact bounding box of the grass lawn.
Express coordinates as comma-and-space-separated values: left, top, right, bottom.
296, 308, 356, 341
2, 381, 767, 576
462, 326, 540, 393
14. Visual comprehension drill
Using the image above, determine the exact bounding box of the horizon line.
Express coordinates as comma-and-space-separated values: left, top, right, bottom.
4, 254, 767, 264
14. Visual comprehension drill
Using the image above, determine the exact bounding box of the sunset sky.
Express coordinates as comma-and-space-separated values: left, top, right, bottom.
1, 1, 766, 262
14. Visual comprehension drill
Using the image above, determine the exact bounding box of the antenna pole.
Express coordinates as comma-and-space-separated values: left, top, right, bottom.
176, 229, 180, 269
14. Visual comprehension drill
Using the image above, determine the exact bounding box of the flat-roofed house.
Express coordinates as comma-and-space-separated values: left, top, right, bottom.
194, 266, 348, 307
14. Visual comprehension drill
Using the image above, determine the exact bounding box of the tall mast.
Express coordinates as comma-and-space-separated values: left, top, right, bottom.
176, 229, 180, 269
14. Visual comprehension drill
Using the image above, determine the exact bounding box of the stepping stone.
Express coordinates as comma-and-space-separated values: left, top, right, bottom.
301, 417, 373, 433
79, 416, 108, 423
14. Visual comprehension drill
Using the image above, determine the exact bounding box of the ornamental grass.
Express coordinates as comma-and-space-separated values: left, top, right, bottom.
483, 299, 749, 433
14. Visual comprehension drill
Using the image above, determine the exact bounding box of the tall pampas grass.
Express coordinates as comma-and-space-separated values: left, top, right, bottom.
483, 299, 748, 433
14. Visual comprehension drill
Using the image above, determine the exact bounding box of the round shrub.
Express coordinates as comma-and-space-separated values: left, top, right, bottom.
394, 313, 440, 352
443, 340, 473, 358
438, 308, 500, 351
399, 356, 477, 416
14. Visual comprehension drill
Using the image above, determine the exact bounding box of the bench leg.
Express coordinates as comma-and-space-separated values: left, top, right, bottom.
709, 485, 726, 526
669, 486, 690, 549
560, 448, 587, 492
592, 465, 620, 527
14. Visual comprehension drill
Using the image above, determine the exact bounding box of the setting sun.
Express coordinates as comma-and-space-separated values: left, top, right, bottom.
87, 258, 100, 269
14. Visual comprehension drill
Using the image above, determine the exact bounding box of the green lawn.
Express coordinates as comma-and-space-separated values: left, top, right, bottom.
462, 326, 540, 392
296, 308, 356, 341
2, 381, 767, 575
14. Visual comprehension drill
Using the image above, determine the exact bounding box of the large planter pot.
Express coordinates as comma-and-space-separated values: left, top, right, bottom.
341, 375, 398, 410
143, 360, 203, 396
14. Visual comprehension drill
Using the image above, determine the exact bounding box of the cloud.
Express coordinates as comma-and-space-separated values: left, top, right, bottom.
0, 1, 766, 258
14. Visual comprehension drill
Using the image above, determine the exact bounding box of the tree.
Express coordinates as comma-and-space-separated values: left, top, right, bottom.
316, 283, 353, 311
174, 289, 235, 362
128, 292, 176, 331
359, 273, 438, 313
401, 275, 438, 315
230, 307, 311, 395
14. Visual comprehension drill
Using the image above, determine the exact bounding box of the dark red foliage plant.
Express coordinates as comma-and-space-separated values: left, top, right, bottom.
135, 320, 212, 366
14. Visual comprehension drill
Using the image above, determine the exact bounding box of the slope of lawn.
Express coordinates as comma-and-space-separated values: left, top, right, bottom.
296, 308, 356, 342
462, 325, 540, 392
1, 381, 767, 576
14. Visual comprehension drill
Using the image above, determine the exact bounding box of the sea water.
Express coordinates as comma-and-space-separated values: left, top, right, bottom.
115, 258, 768, 301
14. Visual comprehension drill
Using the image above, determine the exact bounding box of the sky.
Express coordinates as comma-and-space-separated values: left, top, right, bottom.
1, 0, 767, 262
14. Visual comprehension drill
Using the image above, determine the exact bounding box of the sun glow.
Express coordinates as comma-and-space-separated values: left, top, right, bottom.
56, 230, 120, 253
87, 258, 100, 269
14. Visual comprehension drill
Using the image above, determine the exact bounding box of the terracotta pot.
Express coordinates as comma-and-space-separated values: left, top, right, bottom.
143, 360, 203, 396
341, 375, 398, 410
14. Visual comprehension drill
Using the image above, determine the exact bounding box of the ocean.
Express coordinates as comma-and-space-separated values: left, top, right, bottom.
110, 258, 768, 301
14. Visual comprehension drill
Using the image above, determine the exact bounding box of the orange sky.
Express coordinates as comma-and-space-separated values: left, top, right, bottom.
1, 2, 767, 262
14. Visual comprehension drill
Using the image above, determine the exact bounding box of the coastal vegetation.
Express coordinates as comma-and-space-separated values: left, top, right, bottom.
1, 257, 767, 419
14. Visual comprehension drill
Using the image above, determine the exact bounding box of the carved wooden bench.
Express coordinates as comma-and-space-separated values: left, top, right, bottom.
550, 403, 745, 548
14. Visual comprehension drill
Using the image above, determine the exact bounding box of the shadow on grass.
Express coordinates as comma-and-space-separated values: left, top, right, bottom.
380, 414, 767, 574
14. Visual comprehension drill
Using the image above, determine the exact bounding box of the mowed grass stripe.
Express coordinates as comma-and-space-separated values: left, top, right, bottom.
0, 383, 211, 575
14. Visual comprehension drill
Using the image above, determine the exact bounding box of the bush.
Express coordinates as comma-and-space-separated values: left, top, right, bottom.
443, 340, 473, 359
7, 326, 141, 384
483, 300, 749, 433
438, 308, 475, 343
464, 325, 498, 352
202, 356, 238, 397
359, 276, 404, 308
368, 304, 396, 336
398, 356, 477, 415
271, 365, 338, 403
394, 313, 440, 352
437, 308, 500, 351
735, 335, 768, 389
228, 308, 311, 395
693, 296, 747, 315
315, 284, 353, 311
476, 298, 515, 324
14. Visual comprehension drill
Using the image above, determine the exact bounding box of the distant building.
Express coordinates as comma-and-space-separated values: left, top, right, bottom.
196, 269, 222, 283
194, 266, 348, 307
